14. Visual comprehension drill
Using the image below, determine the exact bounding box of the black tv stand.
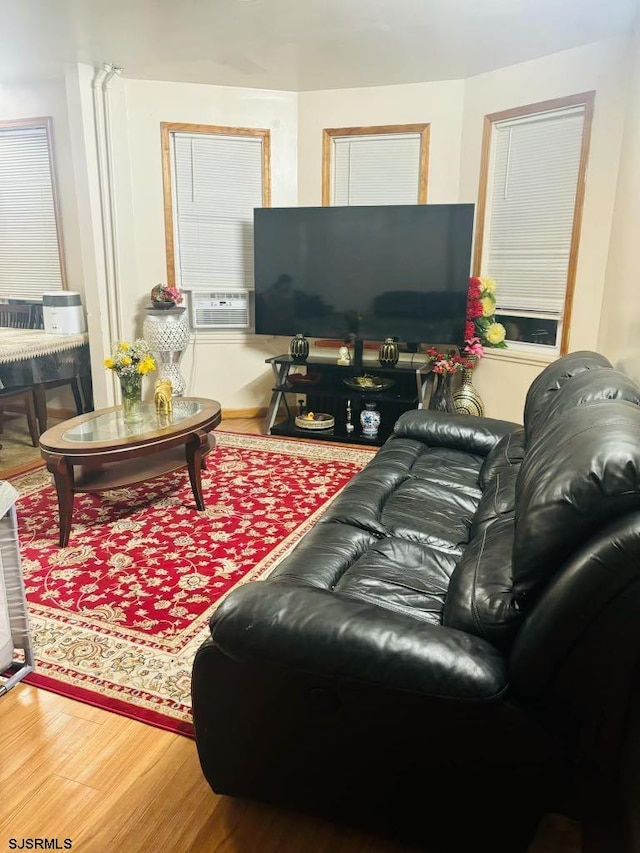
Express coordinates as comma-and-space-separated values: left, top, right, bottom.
264, 353, 433, 447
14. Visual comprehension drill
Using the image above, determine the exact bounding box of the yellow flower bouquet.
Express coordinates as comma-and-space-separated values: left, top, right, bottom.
104, 338, 156, 377
104, 339, 156, 416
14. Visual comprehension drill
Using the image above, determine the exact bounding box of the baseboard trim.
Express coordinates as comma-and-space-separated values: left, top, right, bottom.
49, 406, 267, 422
48, 407, 78, 421
222, 407, 267, 419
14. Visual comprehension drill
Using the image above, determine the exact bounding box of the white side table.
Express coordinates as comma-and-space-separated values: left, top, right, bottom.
143, 306, 190, 396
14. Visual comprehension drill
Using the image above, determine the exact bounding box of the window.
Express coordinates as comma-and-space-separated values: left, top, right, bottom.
322, 124, 430, 206
161, 123, 270, 295
474, 93, 594, 354
0, 117, 66, 300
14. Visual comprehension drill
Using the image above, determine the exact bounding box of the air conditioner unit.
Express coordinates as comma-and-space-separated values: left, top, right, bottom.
189, 292, 250, 329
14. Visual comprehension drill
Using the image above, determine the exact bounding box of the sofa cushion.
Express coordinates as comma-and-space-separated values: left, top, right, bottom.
332, 535, 455, 624
273, 522, 459, 625
514, 400, 640, 606
323, 437, 482, 547
272, 437, 485, 626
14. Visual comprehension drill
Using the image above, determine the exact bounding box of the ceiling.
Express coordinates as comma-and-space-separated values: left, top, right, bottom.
0, 0, 637, 91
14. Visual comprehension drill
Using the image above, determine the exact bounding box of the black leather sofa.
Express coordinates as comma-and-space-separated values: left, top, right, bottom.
192, 351, 640, 851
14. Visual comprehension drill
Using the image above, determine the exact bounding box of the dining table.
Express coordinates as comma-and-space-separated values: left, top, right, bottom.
0, 329, 93, 433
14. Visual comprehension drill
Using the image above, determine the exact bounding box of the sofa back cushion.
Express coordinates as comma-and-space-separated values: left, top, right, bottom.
528, 368, 640, 439
448, 362, 640, 649
523, 351, 612, 445
513, 400, 640, 606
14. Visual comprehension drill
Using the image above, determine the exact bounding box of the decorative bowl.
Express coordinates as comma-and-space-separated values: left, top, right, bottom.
343, 375, 395, 392
294, 412, 335, 430
286, 372, 322, 388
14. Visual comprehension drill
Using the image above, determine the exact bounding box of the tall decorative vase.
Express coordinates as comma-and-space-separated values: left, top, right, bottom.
143, 306, 190, 396
452, 357, 484, 417
119, 373, 143, 424
360, 401, 381, 438
290, 333, 309, 363
378, 337, 399, 367
430, 372, 456, 413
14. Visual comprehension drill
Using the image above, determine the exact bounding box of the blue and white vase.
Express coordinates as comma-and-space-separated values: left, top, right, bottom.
360, 401, 381, 438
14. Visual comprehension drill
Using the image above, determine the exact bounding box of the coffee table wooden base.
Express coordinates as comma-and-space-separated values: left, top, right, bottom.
44, 434, 214, 547
39, 398, 221, 547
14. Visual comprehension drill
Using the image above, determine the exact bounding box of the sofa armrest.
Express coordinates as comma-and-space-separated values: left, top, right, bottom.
210, 580, 508, 701
393, 409, 521, 455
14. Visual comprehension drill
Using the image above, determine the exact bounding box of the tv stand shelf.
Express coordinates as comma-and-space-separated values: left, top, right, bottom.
264, 354, 433, 447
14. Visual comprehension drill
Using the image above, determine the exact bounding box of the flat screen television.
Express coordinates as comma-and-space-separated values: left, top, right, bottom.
253, 203, 474, 348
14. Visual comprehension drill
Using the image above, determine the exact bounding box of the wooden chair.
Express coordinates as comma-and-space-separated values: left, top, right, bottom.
0, 305, 40, 445
0, 387, 39, 447
0, 305, 32, 329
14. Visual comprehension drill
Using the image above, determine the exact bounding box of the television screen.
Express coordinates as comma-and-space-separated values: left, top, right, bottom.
253, 203, 474, 346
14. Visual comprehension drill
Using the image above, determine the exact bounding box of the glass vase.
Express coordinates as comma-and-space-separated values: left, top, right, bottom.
431, 372, 456, 413
119, 373, 143, 423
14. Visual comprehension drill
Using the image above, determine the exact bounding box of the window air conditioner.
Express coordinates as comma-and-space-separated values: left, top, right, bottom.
189, 292, 250, 329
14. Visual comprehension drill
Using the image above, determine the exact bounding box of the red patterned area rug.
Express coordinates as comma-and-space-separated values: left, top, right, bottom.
12, 432, 375, 736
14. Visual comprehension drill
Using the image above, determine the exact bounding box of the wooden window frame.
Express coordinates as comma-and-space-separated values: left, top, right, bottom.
0, 116, 68, 293
161, 122, 271, 289
473, 92, 595, 355
321, 123, 430, 206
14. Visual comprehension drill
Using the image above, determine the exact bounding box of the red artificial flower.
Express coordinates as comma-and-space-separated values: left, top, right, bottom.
468, 277, 482, 299
465, 321, 475, 340
468, 300, 483, 319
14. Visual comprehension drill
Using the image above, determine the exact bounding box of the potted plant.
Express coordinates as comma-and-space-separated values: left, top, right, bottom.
150, 283, 183, 309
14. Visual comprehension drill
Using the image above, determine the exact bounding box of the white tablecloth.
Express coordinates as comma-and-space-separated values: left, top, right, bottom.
0, 330, 89, 365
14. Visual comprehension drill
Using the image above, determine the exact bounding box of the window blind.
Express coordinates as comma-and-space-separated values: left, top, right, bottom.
332, 134, 422, 206
484, 107, 585, 318
172, 132, 264, 290
0, 124, 64, 299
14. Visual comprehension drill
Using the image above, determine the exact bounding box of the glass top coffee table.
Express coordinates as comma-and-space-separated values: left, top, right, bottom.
39, 397, 222, 547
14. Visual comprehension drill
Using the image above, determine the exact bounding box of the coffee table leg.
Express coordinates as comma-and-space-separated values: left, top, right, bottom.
186, 431, 208, 510
45, 453, 75, 547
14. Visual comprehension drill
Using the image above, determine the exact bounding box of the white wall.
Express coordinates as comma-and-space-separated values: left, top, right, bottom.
114, 78, 299, 411
298, 80, 466, 206
598, 23, 640, 380
459, 38, 630, 422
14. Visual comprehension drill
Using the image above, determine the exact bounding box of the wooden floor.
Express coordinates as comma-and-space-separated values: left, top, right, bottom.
0, 417, 581, 852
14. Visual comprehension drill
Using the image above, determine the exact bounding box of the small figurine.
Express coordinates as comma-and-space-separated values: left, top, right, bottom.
154, 378, 173, 414
337, 345, 351, 366
346, 398, 354, 433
